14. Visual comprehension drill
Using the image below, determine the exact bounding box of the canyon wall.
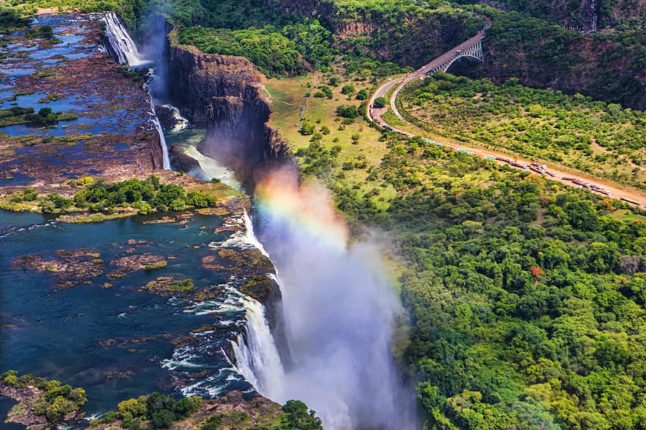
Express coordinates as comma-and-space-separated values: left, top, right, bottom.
263, 0, 644, 107
168, 40, 292, 180
166, 35, 292, 363
467, 20, 646, 109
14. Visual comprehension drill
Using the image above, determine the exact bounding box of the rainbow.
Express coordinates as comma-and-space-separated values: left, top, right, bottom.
255, 167, 348, 252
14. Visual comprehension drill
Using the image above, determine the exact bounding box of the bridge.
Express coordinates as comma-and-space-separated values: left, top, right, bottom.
369, 30, 486, 126
366, 30, 646, 208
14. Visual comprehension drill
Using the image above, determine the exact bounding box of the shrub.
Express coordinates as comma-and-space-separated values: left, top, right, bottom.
336, 105, 359, 119
299, 122, 315, 135
341, 84, 355, 95
373, 96, 387, 108
282, 400, 322, 429
356, 89, 369, 100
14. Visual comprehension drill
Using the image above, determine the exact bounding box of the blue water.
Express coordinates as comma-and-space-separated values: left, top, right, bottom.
0, 398, 24, 429
0, 93, 88, 111
0, 210, 252, 414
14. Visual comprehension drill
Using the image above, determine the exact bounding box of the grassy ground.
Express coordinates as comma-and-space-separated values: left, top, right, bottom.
265, 69, 397, 209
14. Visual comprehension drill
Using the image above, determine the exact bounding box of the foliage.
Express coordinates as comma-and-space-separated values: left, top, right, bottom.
331, 132, 646, 429
294, 134, 341, 177
336, 104, 359, 119
281, 400, 322, 429
402, 73, 645, 189
101, 392, 201, 429
0, 4, 29, 33
332, 0, 483, 67
72, 175, 216, 212
179, 26, 308, 77
1, 371, 87, 424
373, 96, 386, 108
478, 9, 646, 107
0, 105, 77, 127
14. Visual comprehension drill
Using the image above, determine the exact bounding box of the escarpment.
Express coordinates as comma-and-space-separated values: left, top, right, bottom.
168, 41, 293, 182
166, 36, 293, 364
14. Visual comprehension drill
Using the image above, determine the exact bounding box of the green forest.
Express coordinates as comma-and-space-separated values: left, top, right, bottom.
319, 133, 646, 429
401, 73, 646, 189
178, 21, 333, 77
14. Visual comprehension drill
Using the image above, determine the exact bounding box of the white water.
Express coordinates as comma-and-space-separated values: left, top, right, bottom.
163, 103, 189, 132
101, 12, 149, 67
101, 12, 170, 169
590, 0, 598, 32
181, 143, 240, 190
147, 93, 171, 169
241, 171, 418, 429
231, 294, 285, 398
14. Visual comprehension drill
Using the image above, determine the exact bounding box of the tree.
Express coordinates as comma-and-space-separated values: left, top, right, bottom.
282, 400, 322, 429
373, 96, 387, 108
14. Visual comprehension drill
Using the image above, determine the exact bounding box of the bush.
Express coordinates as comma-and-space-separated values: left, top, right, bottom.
373, 96, 387, 108
341, 84, 355, 95
356, 89, 369, 100
299, 122, 315, 135
336, 105, 359, 119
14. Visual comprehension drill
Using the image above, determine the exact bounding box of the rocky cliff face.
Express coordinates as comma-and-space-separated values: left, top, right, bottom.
464, 25, 646, 109
263, 0, 481, 67
168, 41, 292, 183
263, 0, 643, 106
167, 36, 293, 363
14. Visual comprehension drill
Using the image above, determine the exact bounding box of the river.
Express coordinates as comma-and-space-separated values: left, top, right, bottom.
121, 14, 420, 429
1, 11, 419, 429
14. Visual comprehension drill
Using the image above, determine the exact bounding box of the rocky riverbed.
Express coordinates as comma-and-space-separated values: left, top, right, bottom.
1, 11, 288, 426
0, 13, 162, 195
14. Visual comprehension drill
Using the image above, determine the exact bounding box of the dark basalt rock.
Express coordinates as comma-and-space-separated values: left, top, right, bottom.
13, 249, 104, 289
154, 104, 179, 131
167, 40, 295, 185
169, 144, 201, 173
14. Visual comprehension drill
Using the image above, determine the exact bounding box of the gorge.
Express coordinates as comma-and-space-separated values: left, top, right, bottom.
104, 11, 419, 429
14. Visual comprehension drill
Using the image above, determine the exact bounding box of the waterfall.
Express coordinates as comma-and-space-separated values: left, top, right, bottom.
243, 211, 270, 258
231, 294, 285, 398
146, 90, 171, 169
101, 12, 170, 169
101, 12, 149, 68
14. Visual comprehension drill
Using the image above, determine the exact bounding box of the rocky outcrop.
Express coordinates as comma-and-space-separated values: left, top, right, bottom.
167, 35, 293, 362
169, 144, 201, 173
168, 40, 293, 183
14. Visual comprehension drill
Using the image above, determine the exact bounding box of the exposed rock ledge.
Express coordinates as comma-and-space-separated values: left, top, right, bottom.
166, 33, 293, 364
167, 36, 294, 184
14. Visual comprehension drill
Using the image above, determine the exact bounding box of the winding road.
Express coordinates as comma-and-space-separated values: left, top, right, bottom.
367, 35, 646, 208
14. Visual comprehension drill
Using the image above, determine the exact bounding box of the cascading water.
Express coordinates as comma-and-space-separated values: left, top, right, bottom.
100, 12, 170, 169
145, 81, 172, 169
161, 103, 189, 132
241, 168, 419, 429
111, 8, 418, 427
101, 12, 149, 67
231, 294, 285, 398
590, 0, 598, 32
